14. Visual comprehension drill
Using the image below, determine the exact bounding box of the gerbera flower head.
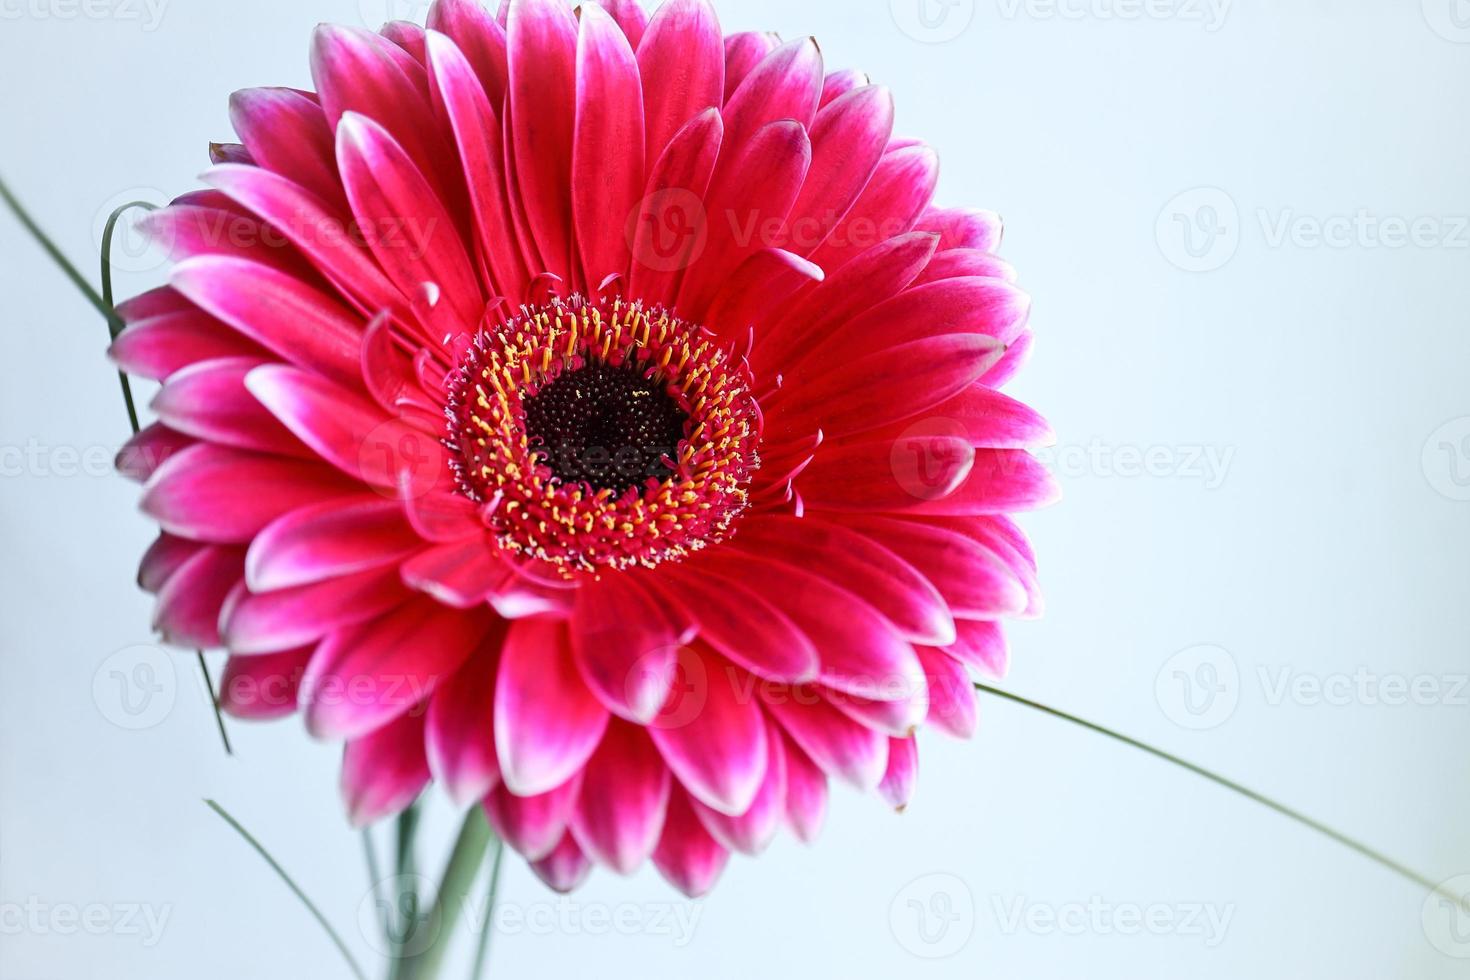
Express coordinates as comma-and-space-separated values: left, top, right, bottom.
114, 0, 1057, 895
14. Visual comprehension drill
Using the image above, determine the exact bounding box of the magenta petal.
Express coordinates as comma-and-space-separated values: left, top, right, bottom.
246, 495, 419, 592
506, 0, 579, 282
138, 533, 201, 594
151, 357, 308, 458
342, 709, 430, 827
110, 307, 270, 381
845, 515, 1027, 620
638, 0, 723, 164
808, 144, 938, 272
704, 247, 823, 339
494, 617, 609, 796
304, 598, 492, 739
764, 691, 888, 790
228, 87, 346, 213
625, 107, 722, 308
427, 0, 510, 107
721, 36, 822, 150
246, 364, 451, 493
938, 619, 1009, 677
917, 646, 978, 739
689, 720, 785, 854
819, 68, 868, 107
117, 424, 195, 484
485, 775, 582, 862
781, 731, 827, 842
877, 736, 918, 810
785, 85, 894, 257
570, 720, 671, 874
653, 787, 730, 897
794, 434, 977, 513
648, 647, 768, 816
591, 0, 647, 47
901, 449, 1061, 515
169, 255, 363, 388
335, 111, 485, 330
400, 537, 504, 608
529, 831, 592, 892
426, 637, 503, 805
917, 206, 1003, 252
722, 31, 778, 100
219, 647, 312, 720
152, 545, 244, 648
221, 565, 409, 655
572, 4, 645, 288
570, 574, 682, 723
142, 444, 358, 544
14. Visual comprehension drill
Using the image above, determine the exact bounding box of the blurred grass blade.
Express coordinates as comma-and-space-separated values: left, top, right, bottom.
469, 835, 505, 979
205, 799, 368, 980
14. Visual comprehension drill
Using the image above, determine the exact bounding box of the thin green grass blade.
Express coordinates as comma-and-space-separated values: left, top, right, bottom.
205, 799, 368, 980
973, 681, 1469, 915
468, 835, 505, 979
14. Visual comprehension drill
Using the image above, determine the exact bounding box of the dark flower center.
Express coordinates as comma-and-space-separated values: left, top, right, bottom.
522, 359, 689, 495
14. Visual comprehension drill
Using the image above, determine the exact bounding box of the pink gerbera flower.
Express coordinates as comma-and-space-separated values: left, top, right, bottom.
114, 0, 1056, 895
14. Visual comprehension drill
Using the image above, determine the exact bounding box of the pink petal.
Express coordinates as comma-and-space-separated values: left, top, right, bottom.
819, 68, 868, 107
793, 433, 977, 513
784, 85, 894, 257
703, 247, 823, 339
689, 719, 785, 854
807, 144, 938, 272
764, 690, 888, 790
637, 0, 723, 164
677, 118, 811, 319
109, 307, 270, 382
915, 246, 1017, 285
731, 516, 955, 645
118, 424, 196, 485
495, 617, 609, 796
572, 4, 645, 288
936, 619, 1009, 677
917, 646, 977, 739
863, 384, 1054, 450
917, 206, 1003, 252
700, 551, 925, 704
141, 443, 359, 544
529, 831, 592, 892
202, 164, 405, 319
781, 731, 828, 842
591, 0, 647, 47
877, 736, 918, 810
844, 515, 1027, 619
753, 230, 938, 374
424, 30, 528, 298
304, 598, 492, 739
169, 255, 363, 388
246, 495, 420, 592
570, 574, 683, 723
625, 107, 722, 308
648, 647, 768, 816
722, 36, 820, 150
427, 635, 504, 805
570, 720, 671, 874
647, 564, 818, 683
138, 533, 201, 594
219, 647, 312, 720
981, 329, 1033, 388
771, 334, 1007, 443
722, 31, 778, 101
335, 111, 484, 330
152, 545, 245, 648
427, 0, 510, 107
228, 87, 347, 214
245, 364, 453, 494
400, 537, 507, 608
342, 709, 430, 827
653, 787, 729, 897
485, 775, 582, 861
151, 357, 308, 458
900, 450, 1061, 515
221, 565, 410, 655
506, 0, 579, 281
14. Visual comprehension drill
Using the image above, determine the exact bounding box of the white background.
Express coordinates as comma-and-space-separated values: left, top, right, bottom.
3, 0, 1470, 977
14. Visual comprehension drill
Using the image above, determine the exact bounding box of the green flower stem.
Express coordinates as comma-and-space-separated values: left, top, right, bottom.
469, 835, 506, 979
400, 808, 496, 980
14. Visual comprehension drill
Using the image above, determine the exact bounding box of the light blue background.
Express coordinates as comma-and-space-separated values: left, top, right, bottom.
3, 0, 1470, 977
